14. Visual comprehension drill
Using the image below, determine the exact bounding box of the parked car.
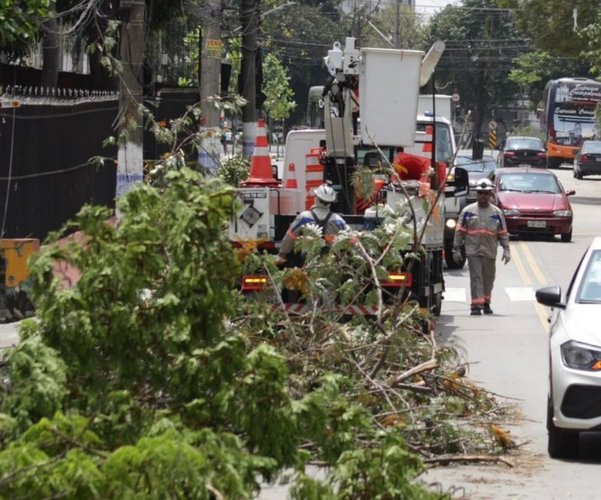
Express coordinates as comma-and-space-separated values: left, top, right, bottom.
454, 150, 497, 203
498, 136, 547, 168
536, 236, 601, 458
491, 167, 574, 242
573, 139, 601, 179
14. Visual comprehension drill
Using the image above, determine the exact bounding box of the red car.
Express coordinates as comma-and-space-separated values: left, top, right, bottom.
491, 167, 575, 242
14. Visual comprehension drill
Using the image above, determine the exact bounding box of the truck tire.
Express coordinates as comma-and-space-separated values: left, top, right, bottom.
444, 242, 465, 269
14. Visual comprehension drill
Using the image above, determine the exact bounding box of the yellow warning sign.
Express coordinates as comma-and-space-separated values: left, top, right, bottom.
205, 39, 222, 59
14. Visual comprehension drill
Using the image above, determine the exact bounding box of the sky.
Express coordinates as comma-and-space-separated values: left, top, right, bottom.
415, 0, 460, 17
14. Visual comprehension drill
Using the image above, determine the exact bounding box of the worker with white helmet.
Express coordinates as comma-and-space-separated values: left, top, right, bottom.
276, 181, 349, 264
452, 177, 511, 316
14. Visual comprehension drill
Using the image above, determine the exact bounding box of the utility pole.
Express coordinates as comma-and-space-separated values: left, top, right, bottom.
199, 0, 223, 173
116, 0, 145, 207
240, 0, 258, 157
395, 0, 400, 48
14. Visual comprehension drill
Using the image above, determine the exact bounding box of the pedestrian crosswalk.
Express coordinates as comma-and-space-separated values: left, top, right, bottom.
445, 287, 536, 302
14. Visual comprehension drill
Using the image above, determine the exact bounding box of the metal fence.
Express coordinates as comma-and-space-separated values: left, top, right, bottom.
0, 87, 118, 241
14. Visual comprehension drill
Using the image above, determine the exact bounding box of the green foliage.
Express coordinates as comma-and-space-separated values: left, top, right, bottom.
500, 0, 596, 60
581, 10, 601, 79
263, 52, 297, 122
2, 332, 67, 428
217, 154, 251, 186
332, 432, 438, 500
0, 0, 50, 53
261, 2, 348, 124
425, 0, 524, 131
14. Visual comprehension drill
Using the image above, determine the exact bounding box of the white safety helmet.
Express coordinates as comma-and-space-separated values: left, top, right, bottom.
474, 178, 494, 192
313, 182, 337, 203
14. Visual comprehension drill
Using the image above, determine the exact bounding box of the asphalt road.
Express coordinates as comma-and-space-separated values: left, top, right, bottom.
421, 164, 601, 499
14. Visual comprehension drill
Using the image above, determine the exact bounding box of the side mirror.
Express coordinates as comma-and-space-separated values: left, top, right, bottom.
445, 166, 469, 198
566, 189, 575, 196
536, 286, 566, 309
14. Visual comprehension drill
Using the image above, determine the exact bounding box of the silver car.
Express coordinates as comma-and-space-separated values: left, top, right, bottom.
454, 153, 497, 203
536, 236, 601, 458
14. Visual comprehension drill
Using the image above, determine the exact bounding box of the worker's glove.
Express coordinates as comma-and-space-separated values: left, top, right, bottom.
502, 249, 511, 265
452, 247, 463, 265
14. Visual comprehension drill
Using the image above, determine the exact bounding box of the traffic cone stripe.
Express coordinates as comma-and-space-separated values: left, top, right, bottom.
305, 149, 324, 209
241, 118, 279, 186
284, 162, 298, 189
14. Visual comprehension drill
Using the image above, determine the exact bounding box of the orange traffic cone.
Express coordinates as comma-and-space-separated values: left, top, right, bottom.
284, 162, 298, 188
242, 119, 280, 186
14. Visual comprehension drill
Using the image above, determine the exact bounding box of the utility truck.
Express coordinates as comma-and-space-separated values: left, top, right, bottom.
308, 88, 466, 269
229, 37, 468, 316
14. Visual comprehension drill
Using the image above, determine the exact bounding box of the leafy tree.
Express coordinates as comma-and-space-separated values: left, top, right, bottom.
501, 0, 597, 111
508, 51, 583, 111
0, 0, 51, 57
262, 51, 296, 128
425, 0, 526, 137
498, 0, 597, 60
0, 159, 512, 496
364, 3, 426, 49
261, 2, 348, 125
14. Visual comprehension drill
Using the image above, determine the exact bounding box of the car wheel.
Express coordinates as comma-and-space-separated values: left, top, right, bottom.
576, 170, 583, 180
547, 395, 579, 459
444, 242, 465, 269
561, 228, 573, 243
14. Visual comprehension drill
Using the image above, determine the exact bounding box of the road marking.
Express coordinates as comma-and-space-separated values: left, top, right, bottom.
518, 241, 547, 286
505, 286, 535, 301
444, 288, 466, 302
511, 242, 532, 286
446, 287, 539, 302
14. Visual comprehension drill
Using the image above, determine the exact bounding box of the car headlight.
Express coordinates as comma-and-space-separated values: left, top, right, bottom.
552, 209, 572, 217
561, 340, 601, 371
503, 208, 520, 216
446, 218, 457, 229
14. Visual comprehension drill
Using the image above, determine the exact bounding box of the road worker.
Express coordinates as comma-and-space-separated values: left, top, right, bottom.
276, 181, 349, 265
452, 178, 511, 315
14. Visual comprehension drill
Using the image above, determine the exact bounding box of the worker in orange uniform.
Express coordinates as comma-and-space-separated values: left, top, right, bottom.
452, 178, 511, 316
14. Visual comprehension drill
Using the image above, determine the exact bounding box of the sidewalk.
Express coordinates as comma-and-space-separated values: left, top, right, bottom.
0, 321, 19, 349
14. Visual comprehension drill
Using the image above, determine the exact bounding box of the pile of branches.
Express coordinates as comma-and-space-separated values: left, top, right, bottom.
236, 235, 517, 470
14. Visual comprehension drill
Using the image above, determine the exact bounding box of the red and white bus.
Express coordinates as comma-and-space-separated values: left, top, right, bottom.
540, 77, 601, 168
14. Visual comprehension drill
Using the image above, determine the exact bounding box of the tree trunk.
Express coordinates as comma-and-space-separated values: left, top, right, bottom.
40, 16, 60, 88
240, 0, 258, 157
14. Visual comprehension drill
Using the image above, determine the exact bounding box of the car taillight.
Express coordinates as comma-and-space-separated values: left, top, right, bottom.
241, 276, 267, 291
536, 152, 547, 159
382, 272, 412, 288
581, 154, 589, 162
504, 151, 515, 158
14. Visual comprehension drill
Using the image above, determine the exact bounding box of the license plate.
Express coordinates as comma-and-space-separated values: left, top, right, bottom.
527, 220, 546, 228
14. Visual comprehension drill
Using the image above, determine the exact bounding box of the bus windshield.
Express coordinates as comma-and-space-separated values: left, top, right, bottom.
542, 78, 601, 147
